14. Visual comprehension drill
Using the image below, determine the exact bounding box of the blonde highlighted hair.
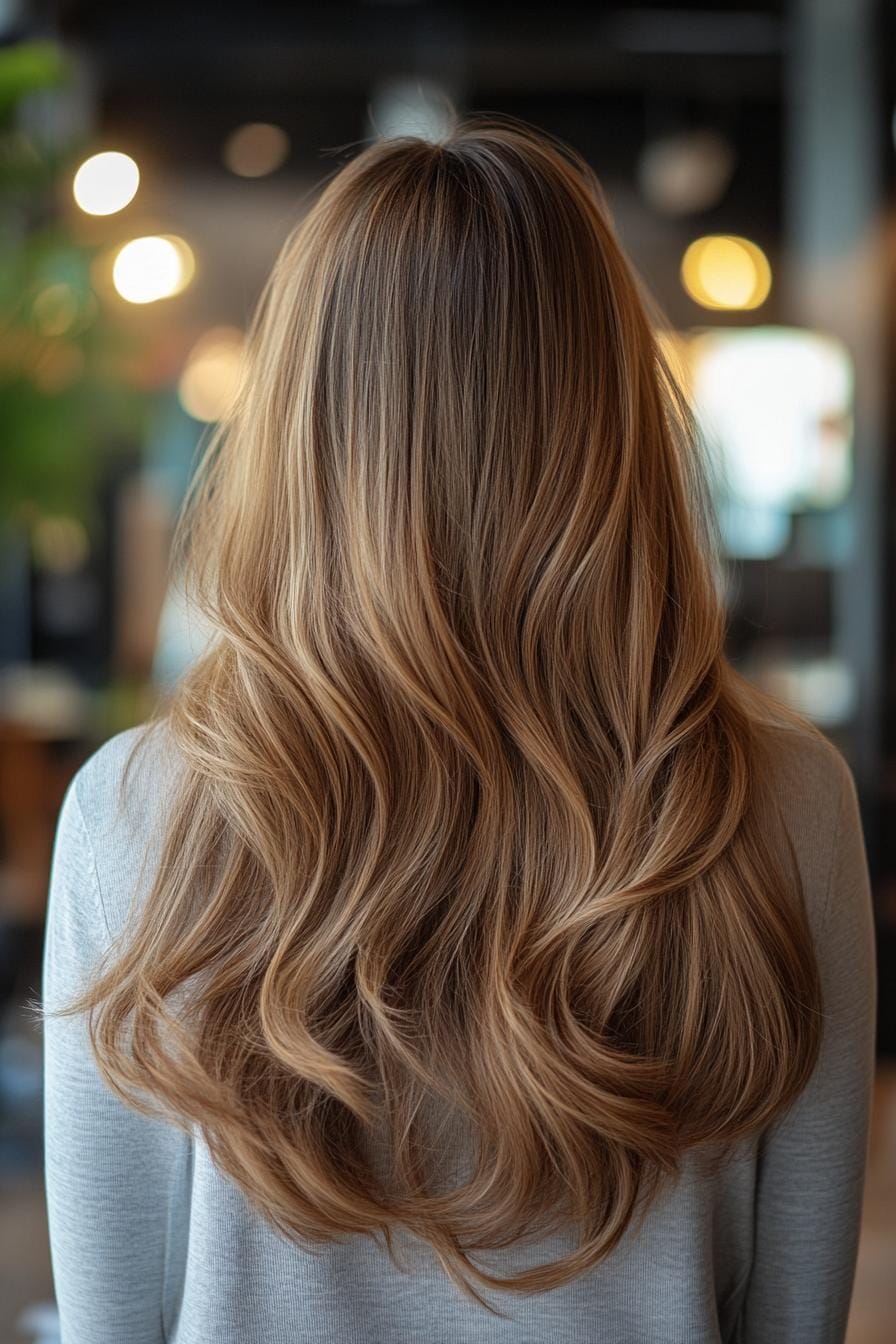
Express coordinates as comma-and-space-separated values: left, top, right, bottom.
69, 115, 822, 1307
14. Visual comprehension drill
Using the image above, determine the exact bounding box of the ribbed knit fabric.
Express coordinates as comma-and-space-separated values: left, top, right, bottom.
42, 721, 876, 1344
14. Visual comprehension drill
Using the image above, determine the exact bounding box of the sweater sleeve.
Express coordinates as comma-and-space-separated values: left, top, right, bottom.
738, 752, 877, 1343
42, 771, 192, 1344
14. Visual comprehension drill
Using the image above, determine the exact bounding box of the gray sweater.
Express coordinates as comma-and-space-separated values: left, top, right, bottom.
42, 721, 876, 1343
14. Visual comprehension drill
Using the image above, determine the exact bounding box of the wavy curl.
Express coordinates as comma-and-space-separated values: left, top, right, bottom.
70, 116, 822, 1309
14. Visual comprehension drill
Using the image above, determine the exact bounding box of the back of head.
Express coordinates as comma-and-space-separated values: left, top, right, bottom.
80, 115, 822, 1306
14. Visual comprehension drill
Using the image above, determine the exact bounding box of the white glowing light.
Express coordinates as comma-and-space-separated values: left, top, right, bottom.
681, 326, 854, 557
112, 235, 194, 304
73, 151, 139, 216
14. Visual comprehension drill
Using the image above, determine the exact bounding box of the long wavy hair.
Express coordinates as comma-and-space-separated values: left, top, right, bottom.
67, 115, 823, 1307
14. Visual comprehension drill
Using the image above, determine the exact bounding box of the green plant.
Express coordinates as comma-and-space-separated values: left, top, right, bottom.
0, 41, 150, 531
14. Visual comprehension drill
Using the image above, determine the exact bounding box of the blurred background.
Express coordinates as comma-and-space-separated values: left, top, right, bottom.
0, 0, 894, 1340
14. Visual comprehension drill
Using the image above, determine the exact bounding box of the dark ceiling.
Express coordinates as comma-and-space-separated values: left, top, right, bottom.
12, 2, 893, 329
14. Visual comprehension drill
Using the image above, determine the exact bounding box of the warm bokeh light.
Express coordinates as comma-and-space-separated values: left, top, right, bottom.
680, 234, 771, 310
111, 235, 194, 304
178, 326, 245, 421
32, 516, 90, 575
32, 283, 79, 336
639, 130, 735, 217
222, 123, 290, 178
72, 151, 140, 216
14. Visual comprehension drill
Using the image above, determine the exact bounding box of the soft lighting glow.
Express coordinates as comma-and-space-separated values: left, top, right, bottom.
32, 516, 90, 574
178, 327, 245, 421
32, 283, 78, 336
112, 235, 194, 304
681, 326, 853, 557
223, 123, 290, 177
681, 235, 771, 311
639, 130, 735, 217
72, 151, 139, 216
748, 655, 856, 728
369, 77, 455, 141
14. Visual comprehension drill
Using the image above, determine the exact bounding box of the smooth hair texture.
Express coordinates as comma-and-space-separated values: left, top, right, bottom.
63, 115, 823, 1309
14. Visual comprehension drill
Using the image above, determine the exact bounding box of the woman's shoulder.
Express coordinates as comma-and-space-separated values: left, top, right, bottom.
71, 719, 183, 820
755, 716, 855, 815
748, 713, 863, 928
66, 719, 186, 934
729, 666, 855, 821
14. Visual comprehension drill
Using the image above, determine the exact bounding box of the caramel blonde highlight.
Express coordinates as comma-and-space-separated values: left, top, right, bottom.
68, 116, 822, 1309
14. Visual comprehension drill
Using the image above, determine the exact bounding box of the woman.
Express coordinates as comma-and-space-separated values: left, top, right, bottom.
43, 116, 876, 1343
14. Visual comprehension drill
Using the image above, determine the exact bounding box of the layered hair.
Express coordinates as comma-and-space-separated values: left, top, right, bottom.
68, 116, 822, 1307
